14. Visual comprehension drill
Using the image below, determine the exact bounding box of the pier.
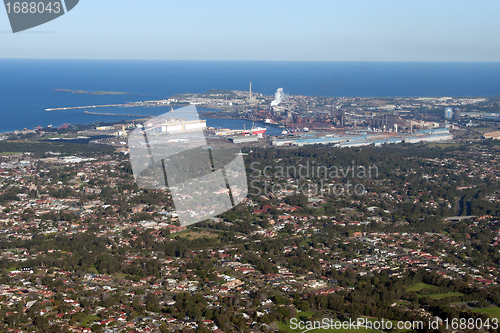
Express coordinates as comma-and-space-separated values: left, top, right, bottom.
84, 111, 149, 117
46, 103, 130, 111
45, 100, 167, 111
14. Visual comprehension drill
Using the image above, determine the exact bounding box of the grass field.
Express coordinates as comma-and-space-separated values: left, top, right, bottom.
277, 311, 313, 332
0, 151, 22, 155
295, 311, 315, 319
81, 315, 99, 326
406, 282, 435, 292
426, 142, 462, 149
473, 307, 500, 320
428, 292, 464, 300
112, 272, 127, 279
406, 283, 463, 300
175, 230, 219, 240
87, 266, 99, 274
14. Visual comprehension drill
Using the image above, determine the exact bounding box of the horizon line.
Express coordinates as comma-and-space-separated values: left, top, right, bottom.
1, 58, 500, 64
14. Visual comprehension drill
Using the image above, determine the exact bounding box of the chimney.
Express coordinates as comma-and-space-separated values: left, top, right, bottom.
249, 77, 252, 100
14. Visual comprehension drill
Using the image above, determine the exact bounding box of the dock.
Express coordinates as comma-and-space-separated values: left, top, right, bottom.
84, 111, 149, 117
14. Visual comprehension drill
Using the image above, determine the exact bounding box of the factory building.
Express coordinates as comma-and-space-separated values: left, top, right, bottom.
230, 136, 259, 144
272, 128, 452, 148
144, 119, 206, 134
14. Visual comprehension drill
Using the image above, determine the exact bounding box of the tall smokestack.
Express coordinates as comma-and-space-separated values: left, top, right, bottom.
249, 77, 252, 100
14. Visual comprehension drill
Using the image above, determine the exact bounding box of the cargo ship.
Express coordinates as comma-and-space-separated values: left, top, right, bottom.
243, 126, 266, 135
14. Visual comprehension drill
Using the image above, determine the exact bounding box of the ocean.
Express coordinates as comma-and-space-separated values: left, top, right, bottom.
1, 59, 500, 133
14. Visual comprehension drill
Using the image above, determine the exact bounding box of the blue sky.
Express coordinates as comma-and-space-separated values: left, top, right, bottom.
1, 0, 500, 61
